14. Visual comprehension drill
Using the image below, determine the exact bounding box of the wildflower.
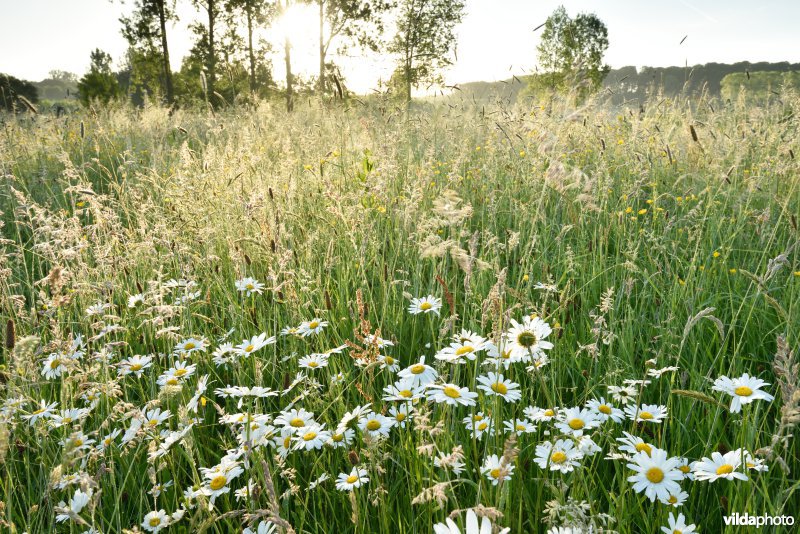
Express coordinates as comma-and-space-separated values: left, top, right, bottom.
358, 411, 395, 438
41, 353, 68, 379
660, 489, 689, 507
692, 449, 748, 482
586, 397, 624, 423
336, 467, 369, 491
55, 488, 92, 523
503, 418, 536, 435
118, 354, 154, 377
427, 383, 478, 407
243, 521, 278, 534
378, 354, 400, 371
397, 356, 438, 387
408, 295, 443, 316
327, 428, 355, 448
176, 337, 207, 355
436, 337, 487, 363
128, 293, 145, 308
660, 512, 697, 534
200, 460, 245, 505
482, 454, 514, 485
363, 333, 394, 348
624, 404, 668, 423
292, 424, 331, 450
504, 316, 554, 360
23, 400, 58, 425
299, 353, 329, 370
299, 318, 328, 336
711, 373, 774, 413
51, 407, 91, 428
383, 380, 425, 402
627, 449, 683, 502
607, 384, 637, 405
388, 404, 413, 427
235, 333, 276, 356
463, 413, 495, 439
142, 510, 170, 532
525, 406, 558, 422
433, 509, 510, 534
535, 439, 583, 473
236, 277, 264, 296
555, 407, 601, 437
617, 432, 655, 457
275, 408, 316, 432
476, 372, 522, 403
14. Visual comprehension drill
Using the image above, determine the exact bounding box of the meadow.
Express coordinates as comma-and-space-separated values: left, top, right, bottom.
1, 89, 799, 533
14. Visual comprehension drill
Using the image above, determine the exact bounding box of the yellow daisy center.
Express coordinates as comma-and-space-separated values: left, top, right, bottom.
244, 344, 254, 353
346, 475, 358, 484
290, 418, 305, 427
489, 468, 502, 479
175, 368, 188, 377
309, 321, 320, 329
303, 432, 317, 441
679, 465, 691, 473
716, 464, 734, 475
420, 302, 432, 311
73, 438, 83, 447
399, 389, 412, 398
544, 409, 555, 417
635, 443, 652, 455
668, 495, 678, 504
366, 420, 381, 431
149, 517, 162, 527
167, 378, 178, 385
491, 382, 508, 395
246, 283, 254, 290
50, 359, 61, 369
455, 346, 474, 356
130, 364, 143, 371
568, 418, 585, 430
33, 408, 45, 415
734, 386, 753, 397
184, 342, 195, 350
443, 386, 461, 399
598, 405, 612, 415
516, 424, 526, 431
477, 422, 488, 431
332, 433, 343, 442
639, 411, 654, 420
385, 356, 395, 365
551, 451, 567, 464
149, 419, 159, 426
308, 361, 319, 368
410, 364, 425, 374
209, 475, 227, 491
646, 467, 665, 483
396, 413, 406, 422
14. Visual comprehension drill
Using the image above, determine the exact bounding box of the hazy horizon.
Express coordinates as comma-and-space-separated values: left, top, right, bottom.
2, 0, 799, 93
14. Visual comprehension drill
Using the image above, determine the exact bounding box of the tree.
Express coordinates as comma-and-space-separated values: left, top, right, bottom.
191, 0, 221, 103
315, 0, 391, 95
0, 73, 39, 112
388, 0, 465, 104
48, 70, 78, 84
119, 0, 178, 104
281, 0, 294, 111
227, 0, 277, 95
77, 49, 122, 105
536, 6, 609, 94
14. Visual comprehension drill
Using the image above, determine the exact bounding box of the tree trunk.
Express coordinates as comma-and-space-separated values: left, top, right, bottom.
156, 0, 174, 104
318, 0, 325, 95
284, 16, 294, 112
207, 0, 217, 100
246, 4, 256, 94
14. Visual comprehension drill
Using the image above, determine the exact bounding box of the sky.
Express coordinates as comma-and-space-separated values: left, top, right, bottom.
1, 0, 799, 94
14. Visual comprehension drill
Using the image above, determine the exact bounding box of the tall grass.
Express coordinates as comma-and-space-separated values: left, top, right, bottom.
1, 89, 798, 533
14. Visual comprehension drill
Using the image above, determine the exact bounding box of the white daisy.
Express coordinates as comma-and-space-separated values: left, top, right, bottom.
435, 337, 487, 364
41, 353, 69, 379
712, 373, 774, 413
299, 353, 329, 370
607, 384, 637, 405
292, 424, 331, 450
235, 277, 265, 296
397, 356, 438, 387
463, 413, 495, 439
336, 467, 369, 491
175, 337, 207, 355
482, 454, 514, 485
427, 383, 478, 407
378, 354, 400, 372
382, 380, 426, 402
299, 318, 328, 337
586, 397, 624, 422
476, 372, 522, 403
555, 407, 601, 437
692, 449, 748, 482
433, 509, 510, 534
616, 432, 656, 457
127, 293, 145, 308
408, 295, 443, 315
524, 406, 558, 422
627, 448, 683, 502
118, 354, 153, 377
503, 316, 554, 360
142, 510, 170, 532
235, 333, 276, 356
624, 403, 668, 423
534, 439, 583, 473
660, 489, 689, 507
503, 418, 536, 435
660, 512, 697, 534
23, 400, 58, 425
55, 488, 92, 523
358, 411, 395, 438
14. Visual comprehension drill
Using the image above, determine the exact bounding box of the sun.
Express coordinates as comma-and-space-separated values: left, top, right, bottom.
272, 3, 318, 47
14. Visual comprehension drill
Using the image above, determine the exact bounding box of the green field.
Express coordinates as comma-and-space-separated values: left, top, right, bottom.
1, 92, 799, 533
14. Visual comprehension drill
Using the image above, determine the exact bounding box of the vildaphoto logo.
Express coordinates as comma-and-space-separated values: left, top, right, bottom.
723, 513, 795, 528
